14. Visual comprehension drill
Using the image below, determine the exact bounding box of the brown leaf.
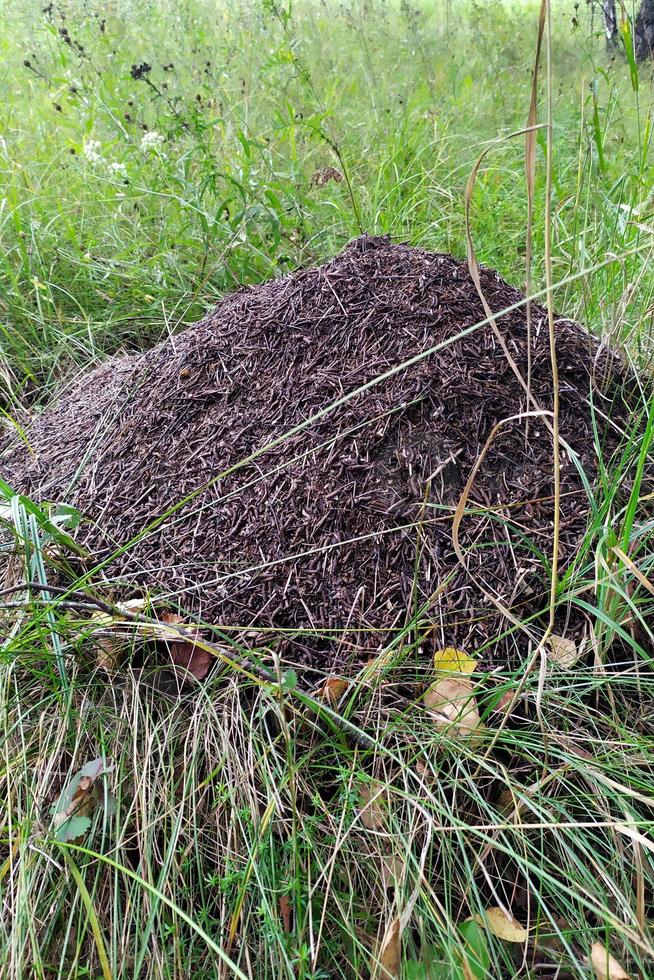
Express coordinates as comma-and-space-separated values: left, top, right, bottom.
160, 611, 185, 627
168, 639, 212, 679
376, 917, 401, 978
359, 780, 388, 831
95, 635, 122, 673
311, 166, 343, 186
316, 676, 349, 704
279, 894, 292, 933
161, 612, 212, 680
473, 907, 529, 942
380, 855, 406, 889
547, 633, 581, 669
424, 676, 482, 739
490, 690, 516, 716
589, 943, 631, 980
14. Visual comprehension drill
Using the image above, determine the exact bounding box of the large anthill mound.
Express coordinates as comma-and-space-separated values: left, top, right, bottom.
1, 237, 640, 672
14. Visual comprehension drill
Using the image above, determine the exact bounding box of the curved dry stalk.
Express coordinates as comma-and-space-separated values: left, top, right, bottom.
525, 1, 547, 445
451, 409, 552, 638
464, 124, 551, 436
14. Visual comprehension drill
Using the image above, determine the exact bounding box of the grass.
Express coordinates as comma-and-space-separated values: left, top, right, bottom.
2, 0, 654, 977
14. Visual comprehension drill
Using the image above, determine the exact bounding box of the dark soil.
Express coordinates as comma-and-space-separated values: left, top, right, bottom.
0, 236, 642, 674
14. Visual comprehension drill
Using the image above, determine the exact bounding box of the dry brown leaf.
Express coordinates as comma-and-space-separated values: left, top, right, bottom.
160, 612, 212, 680
473, 907, 529, 943
490, 690, 516, 716
279, 894, 292, 933
496, 788, 520, 815
359, 780, 388, 831
376, 917, 401, 978
316, 676, 349, 704
424, 676, 482, 739
94, 635, 122, 673
168, 639, 212, 679
589, 943, 631, 980
547, 633, 581, 669
434, 646, 477, 673
311, 166, 343, 186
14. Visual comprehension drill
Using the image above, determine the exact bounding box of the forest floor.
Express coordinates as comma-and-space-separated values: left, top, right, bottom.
2, 1, 654, 978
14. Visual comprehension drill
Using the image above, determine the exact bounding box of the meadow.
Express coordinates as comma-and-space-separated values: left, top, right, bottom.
2, 0, 654, 977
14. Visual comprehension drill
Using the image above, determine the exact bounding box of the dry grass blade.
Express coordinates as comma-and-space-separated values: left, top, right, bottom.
525, 0, 548, 442
464, 127, 550, 430
543, 0, 561, 647
611, 545, 654, 597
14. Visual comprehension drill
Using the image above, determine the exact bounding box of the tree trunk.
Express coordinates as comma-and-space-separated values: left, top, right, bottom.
636, 0, 654, 59
603, 1, 619, 50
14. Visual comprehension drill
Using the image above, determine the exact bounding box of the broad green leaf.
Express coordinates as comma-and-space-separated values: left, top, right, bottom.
459, 920, 490, 979
55, 815, 92, 843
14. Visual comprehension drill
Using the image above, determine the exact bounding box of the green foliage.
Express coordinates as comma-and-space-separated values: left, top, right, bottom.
1, 0, 653, 402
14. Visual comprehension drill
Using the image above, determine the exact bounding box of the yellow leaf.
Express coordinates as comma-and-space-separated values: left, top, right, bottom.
473, 907, 529, 943
547, 633, 581, 669
424, 676, 482, 739
589, 943, 631, 980
375, 917, 401, 978
434, 646, 477, 673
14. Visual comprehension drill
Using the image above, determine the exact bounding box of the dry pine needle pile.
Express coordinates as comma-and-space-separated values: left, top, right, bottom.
1, 236, 641, 673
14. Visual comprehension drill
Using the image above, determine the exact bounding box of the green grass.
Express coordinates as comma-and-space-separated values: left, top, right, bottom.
2, 0, 654, 977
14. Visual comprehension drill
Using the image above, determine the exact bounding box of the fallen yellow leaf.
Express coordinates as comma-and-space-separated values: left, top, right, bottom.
547, 633, 582, 669
424, 676, 482, 739
473, 907, 529, 943
589, 943, 631, 980
434, 646, 477, 673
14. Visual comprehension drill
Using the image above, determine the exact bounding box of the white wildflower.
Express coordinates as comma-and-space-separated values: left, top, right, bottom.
140, 131, 165, 152
82, 139, 103, 165
108, 162, 128, 179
